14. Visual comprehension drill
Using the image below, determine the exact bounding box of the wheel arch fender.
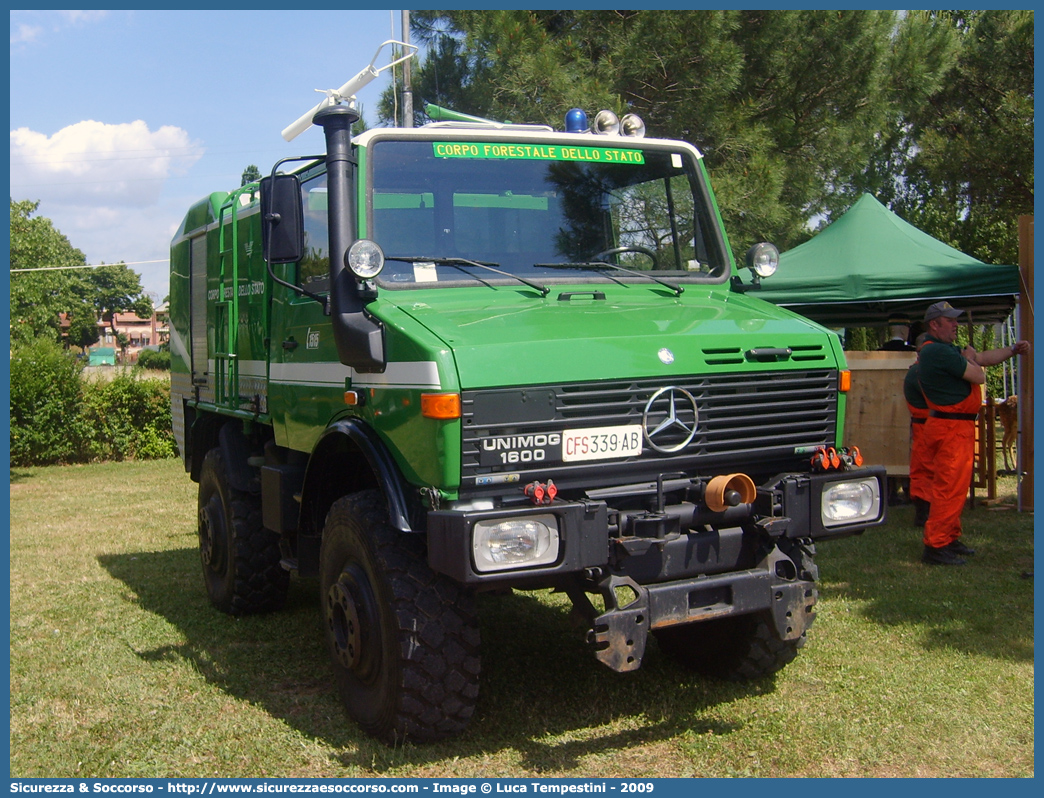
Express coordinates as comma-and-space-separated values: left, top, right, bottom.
299, 418, 417, 537
188, 414, 257, 491
188, 411, 223, 483
217, 422, 259, 494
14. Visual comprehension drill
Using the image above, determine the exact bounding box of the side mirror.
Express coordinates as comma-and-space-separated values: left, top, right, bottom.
260, 174, 304, 264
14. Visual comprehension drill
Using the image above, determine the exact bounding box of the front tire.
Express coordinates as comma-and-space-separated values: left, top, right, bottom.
319, 490, 481, 744
197, 447, 288, 614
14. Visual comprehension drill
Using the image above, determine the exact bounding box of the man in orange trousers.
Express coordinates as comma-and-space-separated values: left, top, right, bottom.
917, 302, 1030, 566
903, 334, 932, 527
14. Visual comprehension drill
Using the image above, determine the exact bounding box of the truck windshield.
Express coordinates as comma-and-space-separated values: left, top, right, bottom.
368, 138, 731, 287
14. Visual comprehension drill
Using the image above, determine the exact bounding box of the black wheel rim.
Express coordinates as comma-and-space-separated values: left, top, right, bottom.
326, 562, 382, 683
199, 495, 226, 573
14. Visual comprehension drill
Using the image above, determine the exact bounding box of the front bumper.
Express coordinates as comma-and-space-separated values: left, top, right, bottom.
426, 466, 884, 672
427, 466, 886, 586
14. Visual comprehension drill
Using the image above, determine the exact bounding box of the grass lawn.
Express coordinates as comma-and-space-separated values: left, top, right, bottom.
9, 459, 1034, 778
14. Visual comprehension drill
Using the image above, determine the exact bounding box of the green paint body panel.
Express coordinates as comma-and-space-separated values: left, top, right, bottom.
389, 284, 837, 389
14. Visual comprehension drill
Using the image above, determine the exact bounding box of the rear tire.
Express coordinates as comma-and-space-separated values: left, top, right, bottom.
197, 447, 289, 614
654, 611, 806, 681
319, 490, 481, 744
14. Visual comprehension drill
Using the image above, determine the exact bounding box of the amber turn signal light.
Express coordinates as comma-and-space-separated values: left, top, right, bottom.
421, 393, 461, 419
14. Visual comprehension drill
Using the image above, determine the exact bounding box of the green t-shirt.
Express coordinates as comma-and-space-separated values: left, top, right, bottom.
917, 337, 973, 407
903, 363, 928, 410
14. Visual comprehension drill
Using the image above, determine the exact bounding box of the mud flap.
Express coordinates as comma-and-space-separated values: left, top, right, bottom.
587, 575, 650, 672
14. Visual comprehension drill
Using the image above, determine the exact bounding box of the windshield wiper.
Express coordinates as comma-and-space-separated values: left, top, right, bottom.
534, 261, 684, 296
384, 256, 550, 297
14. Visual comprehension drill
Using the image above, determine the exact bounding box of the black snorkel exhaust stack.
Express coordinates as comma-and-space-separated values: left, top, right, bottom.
314, 105, 385, 372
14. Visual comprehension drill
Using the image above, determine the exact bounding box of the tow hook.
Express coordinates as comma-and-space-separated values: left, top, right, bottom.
586, 574, 649, 672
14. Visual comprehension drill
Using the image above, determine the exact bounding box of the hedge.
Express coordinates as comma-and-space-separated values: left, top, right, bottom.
10, 338, 177, 466
136, 348, 171, 370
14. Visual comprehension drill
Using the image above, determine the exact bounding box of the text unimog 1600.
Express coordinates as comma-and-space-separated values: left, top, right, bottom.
169, 60, 886, 744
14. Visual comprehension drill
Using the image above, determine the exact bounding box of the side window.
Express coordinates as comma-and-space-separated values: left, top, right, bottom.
300, 173, 329, 290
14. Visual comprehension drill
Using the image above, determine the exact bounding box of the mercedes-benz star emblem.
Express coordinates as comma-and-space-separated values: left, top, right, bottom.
642, 387, 699, 454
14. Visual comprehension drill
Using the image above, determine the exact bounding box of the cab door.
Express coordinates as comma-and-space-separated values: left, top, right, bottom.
268, 170, 351, 452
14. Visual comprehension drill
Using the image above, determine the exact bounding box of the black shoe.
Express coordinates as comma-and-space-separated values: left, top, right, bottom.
946, 540, 976, 556
913, 498, 931, 527
921, 545, 966, 566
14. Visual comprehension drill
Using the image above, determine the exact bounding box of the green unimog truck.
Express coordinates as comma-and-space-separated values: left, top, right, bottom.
169, 92, 885, 744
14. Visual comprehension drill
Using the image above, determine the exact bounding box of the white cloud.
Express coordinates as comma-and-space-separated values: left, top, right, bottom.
10, 10, 109, 46
10, 23, 43, 45
58, 11, 110, 25
11, 119, 206, 300
10, 119, 205, 207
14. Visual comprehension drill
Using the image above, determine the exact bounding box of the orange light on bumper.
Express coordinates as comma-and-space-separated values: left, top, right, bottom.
839, 370, 851, 392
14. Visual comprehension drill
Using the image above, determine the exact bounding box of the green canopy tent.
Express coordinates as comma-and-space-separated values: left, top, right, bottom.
754, 194, 1020, 327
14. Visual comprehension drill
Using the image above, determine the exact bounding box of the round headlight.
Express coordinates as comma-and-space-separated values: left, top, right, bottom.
346, 239, 385, 279
620, 114, 646, 138
745, 242, 779, 278
592, 109, 621, 136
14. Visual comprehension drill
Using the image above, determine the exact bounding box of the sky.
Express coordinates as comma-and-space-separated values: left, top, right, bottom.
9, 8, 416, 302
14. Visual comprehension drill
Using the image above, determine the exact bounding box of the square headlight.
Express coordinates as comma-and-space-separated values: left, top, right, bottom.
821, 478, 882, 527
472, 514, 560, 573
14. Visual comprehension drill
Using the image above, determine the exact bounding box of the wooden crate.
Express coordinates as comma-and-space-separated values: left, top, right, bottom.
842, 351, 917, 475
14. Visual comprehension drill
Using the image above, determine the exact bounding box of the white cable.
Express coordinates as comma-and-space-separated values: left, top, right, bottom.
11, 258, 168, 273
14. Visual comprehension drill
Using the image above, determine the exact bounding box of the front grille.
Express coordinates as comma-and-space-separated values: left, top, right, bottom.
460, 369, 837, 493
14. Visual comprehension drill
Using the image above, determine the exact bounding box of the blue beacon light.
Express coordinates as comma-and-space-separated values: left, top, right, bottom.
565, 108, 588, 133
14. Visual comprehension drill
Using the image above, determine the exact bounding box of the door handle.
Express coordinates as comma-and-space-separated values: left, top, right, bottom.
282, 339, 298, 351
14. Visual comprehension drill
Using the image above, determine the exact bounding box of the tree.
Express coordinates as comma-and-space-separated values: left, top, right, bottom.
115, 331, 131, 364
9, 200, 89, 346
10, 200, 154, 348
9, 199, 86, 273
388, 11, 955, 260
380, 11, 620, 128
66, 311, 100, 352
888, 10, 1033, 266
88, 263, 155, 338
241, 164, 261, 186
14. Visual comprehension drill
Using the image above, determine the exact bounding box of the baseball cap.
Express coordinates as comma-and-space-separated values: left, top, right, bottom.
924, 301, 963, 322
887, 313, 911, 325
